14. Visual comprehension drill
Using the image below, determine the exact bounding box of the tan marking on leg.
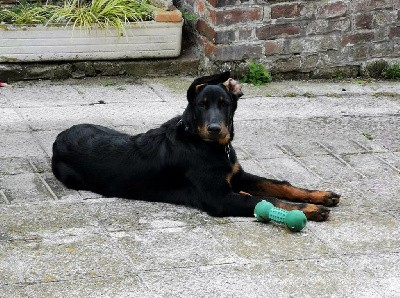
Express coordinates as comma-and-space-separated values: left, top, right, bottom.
255, 182, 339, 206
226, 161, 240, 185
239, 191, 252, 197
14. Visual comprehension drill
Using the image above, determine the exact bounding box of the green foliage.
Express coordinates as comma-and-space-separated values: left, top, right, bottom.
383, 64, 400, 80
49, 0, 153, 31
242, 60, 272, 86
180, 9, 197, 21
0, 1, 58, 24
0, 0, 154, 29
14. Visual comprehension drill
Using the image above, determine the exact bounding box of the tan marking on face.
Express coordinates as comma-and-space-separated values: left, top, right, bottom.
217, 131, 231, 145
197, 124, 230, 144
226, 161, 240, 185
197, 125, 210, 141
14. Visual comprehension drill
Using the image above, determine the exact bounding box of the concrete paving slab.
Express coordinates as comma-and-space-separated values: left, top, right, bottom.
0, 131, 46, 158
31, 130, 62, 157
41, 171, 82, 201
113, 226, 237, 271
236, 96, 399, 121
343, 253, 400, 298
209, 222, 334, 262
0, 202, 97, 240
17, 106, 111, 131
310, 211, 400, 255
340, 115, 400, 152
73, 81, 165, 104
3, 82, 87, 108
0, 92, 9, 107
0, 108, 30, 132
25, 275, 154, 298
0, 157, 33, 175
88, 199, 217, 232
248, 258, 381, 297
0, 284, 28, 296
139, 264, 262, 297
0, 173, 54, 203
1, 232, 133, 284
0, 77, 399, 297
96, 102, 182, 127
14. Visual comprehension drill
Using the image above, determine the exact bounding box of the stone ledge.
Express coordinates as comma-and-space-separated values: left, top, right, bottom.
0, 49, 199, 82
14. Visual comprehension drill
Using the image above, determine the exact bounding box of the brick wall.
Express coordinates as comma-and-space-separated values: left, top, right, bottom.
180, 0, 400, 78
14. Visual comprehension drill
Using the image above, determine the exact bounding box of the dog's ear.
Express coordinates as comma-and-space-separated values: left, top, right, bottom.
223, 78, 244, 100
187, 71, 231, 102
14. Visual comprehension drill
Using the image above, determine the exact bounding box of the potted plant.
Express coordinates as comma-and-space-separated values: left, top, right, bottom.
0, 0, 183, 62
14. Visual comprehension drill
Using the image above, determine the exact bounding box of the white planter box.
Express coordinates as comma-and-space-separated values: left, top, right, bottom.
0, 21, 183, 62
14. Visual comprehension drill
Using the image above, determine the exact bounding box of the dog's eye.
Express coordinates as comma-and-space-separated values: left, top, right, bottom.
198, 101, 207, 108
221, 101, 230, 107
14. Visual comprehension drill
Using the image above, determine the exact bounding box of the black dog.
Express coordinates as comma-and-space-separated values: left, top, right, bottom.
52, 72, 340, 221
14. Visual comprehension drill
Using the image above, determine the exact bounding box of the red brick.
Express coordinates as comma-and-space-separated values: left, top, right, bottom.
206, 0, 238, 7
256, 24, 301, 40
200, 36, 217, 57
238, 28, 253, 41
196, 19, 217, 42
370, 42, 395, 58
351, 0, 392, 11
374, 10, 396, 27
204, 43, 263, 61
196, 19, 235, 44
271, 3, 305, 19
264, 41, 280, 55
194, 0, 206, 16
355, 13, 373, 30
349, 44, 369, 61
328, 17, 351, 32
154, 10, 182, 22
273, 56, 301, 72
389, 26, 400, 39
317, 1, 347, 19
208, 7, 263, 26
341, 32, 375, 45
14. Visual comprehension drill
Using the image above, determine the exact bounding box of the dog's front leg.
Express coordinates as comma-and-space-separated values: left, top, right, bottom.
231, 171, 339, 221
203, 192, 261, 217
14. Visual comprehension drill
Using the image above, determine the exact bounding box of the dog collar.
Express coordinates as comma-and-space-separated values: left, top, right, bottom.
176, 119, 187, 131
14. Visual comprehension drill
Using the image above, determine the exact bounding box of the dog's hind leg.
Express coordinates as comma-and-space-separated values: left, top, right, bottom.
52, 160, 86, 190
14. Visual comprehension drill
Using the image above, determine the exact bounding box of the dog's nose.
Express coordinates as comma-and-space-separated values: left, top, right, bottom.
207, 123, 221, 133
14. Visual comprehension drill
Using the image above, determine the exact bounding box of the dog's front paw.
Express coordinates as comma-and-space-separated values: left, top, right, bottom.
323, 191, 341, 207
308, 190, 341, 207
301, 204, 331, 222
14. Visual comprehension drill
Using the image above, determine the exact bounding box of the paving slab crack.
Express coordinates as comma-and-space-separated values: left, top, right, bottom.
277, 144, 325, 181
316, 142, 366, 178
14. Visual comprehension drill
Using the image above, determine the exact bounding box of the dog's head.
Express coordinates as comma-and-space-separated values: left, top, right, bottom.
182, 71, 243, 145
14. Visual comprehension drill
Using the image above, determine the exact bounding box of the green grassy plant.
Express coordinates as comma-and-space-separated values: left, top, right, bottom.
0, 1, 57, 24
383, 64, 400, 80
48, 0, 153, 31
242, 60, 272, 86
0, 0, 153, 30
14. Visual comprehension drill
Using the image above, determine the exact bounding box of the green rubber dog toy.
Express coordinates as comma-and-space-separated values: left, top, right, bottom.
254, 200, 307, 232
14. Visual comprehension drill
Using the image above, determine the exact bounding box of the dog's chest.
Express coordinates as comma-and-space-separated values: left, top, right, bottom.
226, 161, 240, 185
